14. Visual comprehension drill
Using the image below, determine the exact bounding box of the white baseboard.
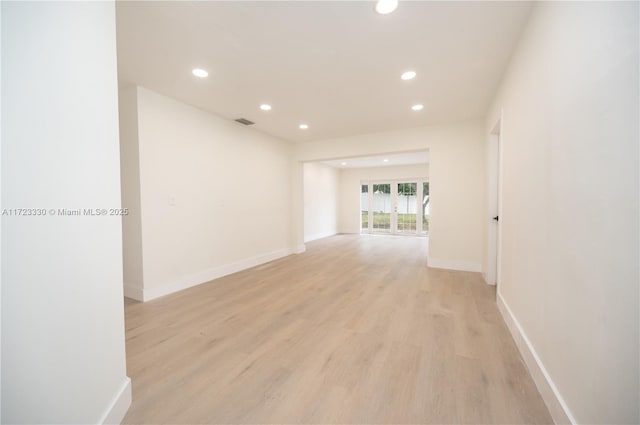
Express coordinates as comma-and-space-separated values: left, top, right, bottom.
497, 292, 575, 425
99, 377, 131, 425
427, 256, 482, 272
143, 247, 293, 301
123, 282, 143, 301
304, 231, 337, 243
294, 244, 306, 254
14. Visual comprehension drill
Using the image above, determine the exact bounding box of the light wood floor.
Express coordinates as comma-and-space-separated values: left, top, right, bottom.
123, 235, 552, 424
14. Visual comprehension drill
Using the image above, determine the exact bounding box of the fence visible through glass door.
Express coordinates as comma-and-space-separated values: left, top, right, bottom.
361, 184, 369, 232
360, 179, 428, 236
372, 183, 391, 232
422, 182, 429, 235
396, 182, 417, 234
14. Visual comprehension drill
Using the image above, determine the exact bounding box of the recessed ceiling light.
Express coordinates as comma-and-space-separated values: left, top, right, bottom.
260, 104, 272, 111
412, 104, 424, 111
383, 159, 389, 162
299, 124, 309, 129
401, 71, 416, 80
375, 0, 398, 14
341, 162, 347, 166
192, 68, 208, 78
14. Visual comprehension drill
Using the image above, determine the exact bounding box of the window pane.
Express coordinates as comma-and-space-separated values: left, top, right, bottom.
361, 184, 369, 231
422, 182, 429, 235
397, 183, 417, 233
372, 184, 391, 232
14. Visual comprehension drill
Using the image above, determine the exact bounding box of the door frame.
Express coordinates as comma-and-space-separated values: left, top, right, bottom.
486, 114, 503, 287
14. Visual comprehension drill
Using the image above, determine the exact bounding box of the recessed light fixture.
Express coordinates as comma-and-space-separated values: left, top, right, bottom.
412, 104, 424, 111
341, 162, 347, 166
375, 0, 398, 14
401, 71, 416, 80
260, 104, 272, 111
383, 159, 389, 162
299, 124, 309, 130
192, 68, 208, 78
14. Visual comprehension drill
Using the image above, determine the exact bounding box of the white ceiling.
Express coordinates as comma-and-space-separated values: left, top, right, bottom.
321, 151, 429, 169
116, 1, 532, 143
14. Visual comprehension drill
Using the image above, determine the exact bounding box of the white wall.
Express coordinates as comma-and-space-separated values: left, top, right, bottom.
295, 120, 485, 272
121, 87, 294, 301
1, 3, 4, 417
119, 86, 144, 301
338, 164, 429, 234
487, 2, 639, 424
2, 2, 131, 423
303, 162, 339, 242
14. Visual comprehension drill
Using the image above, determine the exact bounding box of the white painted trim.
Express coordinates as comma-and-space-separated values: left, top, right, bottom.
497, 293, 575, 425
363, 177, 429, 184
294, 244, 306, 254
99, 377, 131, 425
485, 132, 500, 285
427, 256, 482, 272
496, 109, 504, 292
143, 248, 293, 301
304, 231, 337, 243
123, 282, 143, 301
485, 111, 504, 287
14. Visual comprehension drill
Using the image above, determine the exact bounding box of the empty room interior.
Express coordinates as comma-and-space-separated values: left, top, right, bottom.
2, 1, 639, 424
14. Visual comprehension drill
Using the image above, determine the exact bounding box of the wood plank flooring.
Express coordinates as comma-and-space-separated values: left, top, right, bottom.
123, 235, 552, 424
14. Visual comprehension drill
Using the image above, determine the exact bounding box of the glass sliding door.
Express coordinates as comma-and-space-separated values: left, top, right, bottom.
372, 183, 391, 233
421, 182, 429, 235
396, 182, 417, 234
360, 179, 428, 236
361, 184, 369, 232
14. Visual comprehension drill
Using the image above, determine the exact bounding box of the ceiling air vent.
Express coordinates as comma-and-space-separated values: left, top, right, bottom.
234, 118, 254, 126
